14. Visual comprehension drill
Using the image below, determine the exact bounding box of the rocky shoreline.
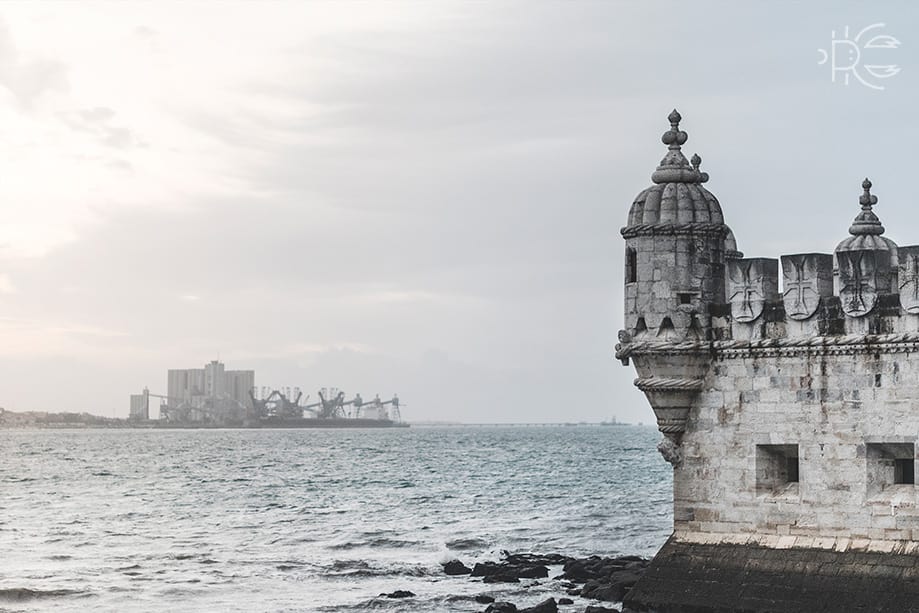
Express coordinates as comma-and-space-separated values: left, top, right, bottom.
386, 551, 650, 612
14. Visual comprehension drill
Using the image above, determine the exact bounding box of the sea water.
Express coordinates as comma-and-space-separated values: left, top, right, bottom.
0, 426, 672, 612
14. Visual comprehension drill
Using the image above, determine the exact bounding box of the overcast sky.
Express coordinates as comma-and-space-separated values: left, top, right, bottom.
0, 2, 914, 422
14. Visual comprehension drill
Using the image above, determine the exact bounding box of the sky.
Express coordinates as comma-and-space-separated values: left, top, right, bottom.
0, 2, 915, 422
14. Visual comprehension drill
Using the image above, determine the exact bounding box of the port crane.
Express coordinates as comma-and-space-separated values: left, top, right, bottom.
244, 387, 403, 422
341, 393, 364, 417
314, 389, 346, 419
248, 388, 303, 419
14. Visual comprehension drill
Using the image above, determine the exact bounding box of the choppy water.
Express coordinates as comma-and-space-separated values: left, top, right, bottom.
0, 426, 672, 612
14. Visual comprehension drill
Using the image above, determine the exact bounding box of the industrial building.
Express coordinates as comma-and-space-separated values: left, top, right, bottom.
167, 360, 254, 410
160, 360, 254, 423
129, 389, 149, 421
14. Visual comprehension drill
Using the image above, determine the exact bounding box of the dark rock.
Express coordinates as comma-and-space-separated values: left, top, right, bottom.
584, 607, 618, 613
566, 588, 581, 596
581, 582, 625, 602
581, 570, 642, 602
475, 594, 496, 604
557, 597, 573, 605
472, 562, 503, 577
504, 553, 572, 566
379, 589, 415, 598
515, 565, 549, 579
482, 570, 520, 583
581, 579, 621, 601
474, 560, 548, 582
484, 602, 518, 613
443, 559, 473, 575
562, 555, 649, 584
519, 597, 557, 613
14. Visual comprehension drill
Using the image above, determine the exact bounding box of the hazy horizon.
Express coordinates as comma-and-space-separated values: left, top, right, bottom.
0, 2, 915, 423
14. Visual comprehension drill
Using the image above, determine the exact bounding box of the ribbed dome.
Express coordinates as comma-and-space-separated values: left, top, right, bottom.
628, 182, 724, 226
835, 178, 898, 262
626, 110, 725, 227
725, 227, 743, 259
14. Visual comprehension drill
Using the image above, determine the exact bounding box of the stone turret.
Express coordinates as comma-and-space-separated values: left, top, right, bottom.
623, 109, 736, 342
621, 110, 737, 458
835, 178, 898, 319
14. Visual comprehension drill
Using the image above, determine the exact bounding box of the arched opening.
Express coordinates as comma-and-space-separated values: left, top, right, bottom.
657, 316, 676, 339
634, 317, 648, 338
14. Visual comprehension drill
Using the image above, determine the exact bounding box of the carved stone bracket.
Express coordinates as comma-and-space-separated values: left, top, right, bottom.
632, 375, 704, 464
657, 436, 683, 467
619, 339, 710, 464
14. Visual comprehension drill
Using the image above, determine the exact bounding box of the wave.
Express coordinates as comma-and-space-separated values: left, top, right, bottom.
319, 559, 431, 579
328, 537, 421, 550
0, 588, 87, 602
445, 537, 490, 550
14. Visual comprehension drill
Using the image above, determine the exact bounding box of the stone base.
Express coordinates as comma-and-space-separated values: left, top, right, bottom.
623, 536, 919, 613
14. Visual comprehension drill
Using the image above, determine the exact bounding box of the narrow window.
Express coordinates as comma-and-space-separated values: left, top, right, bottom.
896, 458, 915, 484
786, 456, 799, 483
678, 292, 693, 305
875, 374, 882, 387
626, 247, 637, 283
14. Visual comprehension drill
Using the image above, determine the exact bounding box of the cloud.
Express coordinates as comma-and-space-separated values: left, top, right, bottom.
58, 106, 142, 149
0, 22, 68, 108
134, 25, 156, 38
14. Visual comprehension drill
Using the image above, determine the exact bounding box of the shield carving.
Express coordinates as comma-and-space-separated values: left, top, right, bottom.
728, 258, 778, 323
898, 246, 919, 314
781, 254, 834, 321
838, 249, 884, 317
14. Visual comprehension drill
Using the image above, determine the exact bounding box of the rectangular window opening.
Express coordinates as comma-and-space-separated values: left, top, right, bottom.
756, 444, 799, 495
867, 443, 915, 493
678, 293, 693, 305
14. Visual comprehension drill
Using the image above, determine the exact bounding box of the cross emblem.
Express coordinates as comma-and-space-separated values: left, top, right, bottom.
900, 254, 919, 303
840, 251, 875, 315
730, 261, 763, 321
784, 256, 811, 316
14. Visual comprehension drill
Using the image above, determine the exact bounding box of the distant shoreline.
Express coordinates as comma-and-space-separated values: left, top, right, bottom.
0, 421, 645, 430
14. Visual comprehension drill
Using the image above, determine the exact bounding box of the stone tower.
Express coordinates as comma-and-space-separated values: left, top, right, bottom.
617, 111, 919, 613
622, 110, 739, 462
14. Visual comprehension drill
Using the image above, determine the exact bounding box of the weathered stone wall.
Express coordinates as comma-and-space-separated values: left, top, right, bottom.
676, 342, 919, 544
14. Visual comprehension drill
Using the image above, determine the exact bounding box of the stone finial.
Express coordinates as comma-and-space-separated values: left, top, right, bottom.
691, 153, 709, 183
849, 177, 885, 236
661, 109, 688, 150
860, 178, 877, 208
652, 109, 702, 184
